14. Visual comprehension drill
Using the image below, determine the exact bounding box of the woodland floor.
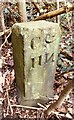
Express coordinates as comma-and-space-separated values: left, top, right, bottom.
0, 1, 74, 120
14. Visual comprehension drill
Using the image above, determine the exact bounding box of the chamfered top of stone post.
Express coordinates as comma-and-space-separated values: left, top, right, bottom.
12, 20, 61, 38
12, 20, 60, 29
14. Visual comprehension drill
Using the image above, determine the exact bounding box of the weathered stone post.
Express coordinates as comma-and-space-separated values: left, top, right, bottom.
12, 20, 61, 106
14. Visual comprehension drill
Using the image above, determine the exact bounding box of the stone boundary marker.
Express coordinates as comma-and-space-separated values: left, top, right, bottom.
12, 20, 61, 106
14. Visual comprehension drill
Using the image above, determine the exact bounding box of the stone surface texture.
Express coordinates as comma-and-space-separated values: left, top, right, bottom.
12, 20, 61, 106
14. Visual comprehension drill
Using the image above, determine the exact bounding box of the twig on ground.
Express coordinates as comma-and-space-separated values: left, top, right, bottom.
45, 79, 74, 115
32, 1, 41, 14
0, 29, 11, 50
6, 89, 13, 115
11, 104, 42, 110
0, 29, 11, 37
34, 4, 74, 21
56, 68, 74, 79
51, 111, 73, 119
37, 103, 47, 110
